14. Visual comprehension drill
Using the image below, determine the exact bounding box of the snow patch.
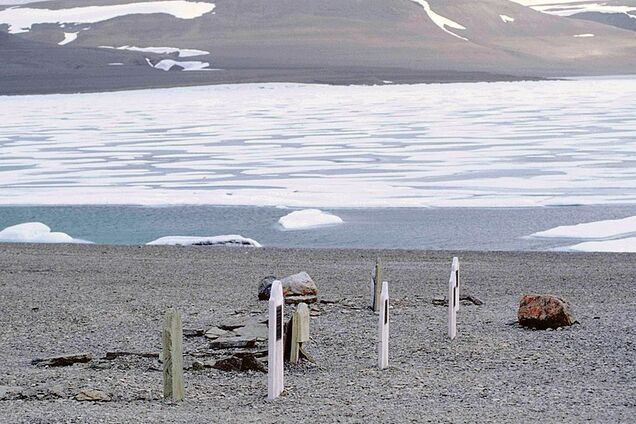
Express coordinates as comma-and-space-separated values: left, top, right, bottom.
278, 209, 343, 230
102, 45, 209, 58
410, 0, 468, 41
0, 222, 91, 244
574, 33, 595, 37
58, 31, 77, 45
530, 216, 636, 240
151, 59, 211, 71
108, 62, 124, 66
567, 237, 636, 253
0, 1, 216, 33
500, 14, 515, 23
147, 235, 261, 247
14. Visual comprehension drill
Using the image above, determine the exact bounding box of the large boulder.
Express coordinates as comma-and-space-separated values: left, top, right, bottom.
258, 272, 318, 304
518, 294, 577, 329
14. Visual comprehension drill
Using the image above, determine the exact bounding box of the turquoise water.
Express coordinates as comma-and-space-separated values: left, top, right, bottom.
1, 204, 636, 250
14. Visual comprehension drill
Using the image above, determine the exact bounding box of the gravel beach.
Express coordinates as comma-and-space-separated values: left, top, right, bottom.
0, 244, 634, 423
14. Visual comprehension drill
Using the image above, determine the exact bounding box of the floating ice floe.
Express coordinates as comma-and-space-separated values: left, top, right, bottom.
531, 216, 636, 253
410, 0, 468, 41
58, 31, 77, 45
101, 45, 210, 58
0, 222, 91, 244
147, 58, 211, 71
278, 209, 343, 230
0, 1, 216, 33
530, 216, 636, 240
567, 237, 636, 253
574, 34, 595, 38
500, 14, 515, 23
147, 235, 261, 247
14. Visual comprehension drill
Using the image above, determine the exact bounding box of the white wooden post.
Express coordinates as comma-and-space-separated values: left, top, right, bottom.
378, 281, 389, 369
268, 280, 284, 400
162, 308, 184, 401
448, 257, 460, 340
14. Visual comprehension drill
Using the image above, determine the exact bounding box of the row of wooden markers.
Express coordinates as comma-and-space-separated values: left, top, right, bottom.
161, 257, 461, 402
268, 256, 461, 400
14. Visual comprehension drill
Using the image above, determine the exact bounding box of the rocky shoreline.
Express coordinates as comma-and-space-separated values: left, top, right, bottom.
0, 244, 634, 422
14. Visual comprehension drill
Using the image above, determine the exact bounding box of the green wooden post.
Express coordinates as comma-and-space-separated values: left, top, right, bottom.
163, 308, 184, 401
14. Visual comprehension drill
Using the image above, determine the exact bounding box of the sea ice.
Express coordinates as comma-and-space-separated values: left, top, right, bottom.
278, 209, 343, 230
574, 34, 595, 38
500, 15, 515, 23
0, 1, 216, 33
567, 237, 636, 253
146, 235, 261, 247
530, 216, 636, 239
0, 222, 91, 244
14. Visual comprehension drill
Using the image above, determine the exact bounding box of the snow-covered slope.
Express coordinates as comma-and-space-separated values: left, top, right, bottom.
1, 0, 636, 93
515, 1, 636, 31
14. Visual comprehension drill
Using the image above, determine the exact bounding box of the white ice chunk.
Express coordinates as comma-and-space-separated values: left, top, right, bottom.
58, 31, 77, 45
0, 1, 216, 33
500, 15, 515, 23
278, 209, 343, 230
0, 222, 91, 244
531, 216, 636, 239
574, 34, 595, 38
410, 0, 468, 41
567, 237, 636, 253
146, 234, 261, 247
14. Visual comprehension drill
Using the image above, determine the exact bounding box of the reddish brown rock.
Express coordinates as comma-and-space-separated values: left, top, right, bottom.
518, 294, 577, 329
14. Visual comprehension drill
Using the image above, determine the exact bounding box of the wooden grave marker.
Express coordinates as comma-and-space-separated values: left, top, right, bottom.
378, 281, 389, 370
372, 257, 383, 312
448, 257, 460, 340
268, 280, 284, 400
162, 308, 185, 401
290, 303, 310, 364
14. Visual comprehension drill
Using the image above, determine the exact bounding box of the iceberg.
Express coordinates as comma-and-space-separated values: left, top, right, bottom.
278, 209, 343, 230
0, 222, 91, 244
147, 235, 261, 247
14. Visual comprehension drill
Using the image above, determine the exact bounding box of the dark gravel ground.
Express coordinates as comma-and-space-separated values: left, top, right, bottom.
0, 244, 634, 423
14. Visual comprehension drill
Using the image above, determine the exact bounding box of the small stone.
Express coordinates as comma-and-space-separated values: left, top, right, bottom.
212, 356, 243, 372
75, 388, 111, 402
183, 329, 206, 337
204, 327, 229, 340
210, 339, 257, 349
518, 294, 577, 329
32, 353, 92, 367
258, 276, 278, 300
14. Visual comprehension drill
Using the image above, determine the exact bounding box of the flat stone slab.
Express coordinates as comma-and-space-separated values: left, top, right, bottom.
32, 353, 92, 367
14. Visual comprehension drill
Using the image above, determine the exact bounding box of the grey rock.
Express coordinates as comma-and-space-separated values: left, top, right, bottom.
75, 388, 111, 402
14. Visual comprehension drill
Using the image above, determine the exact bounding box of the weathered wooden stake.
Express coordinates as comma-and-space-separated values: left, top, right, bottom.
290, 303, 310, 364
448, 257, 460, 340
162, 308, 184, 401
378, 281, 389, 369
268, 280, 284, 400
372, 257, 383, 312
